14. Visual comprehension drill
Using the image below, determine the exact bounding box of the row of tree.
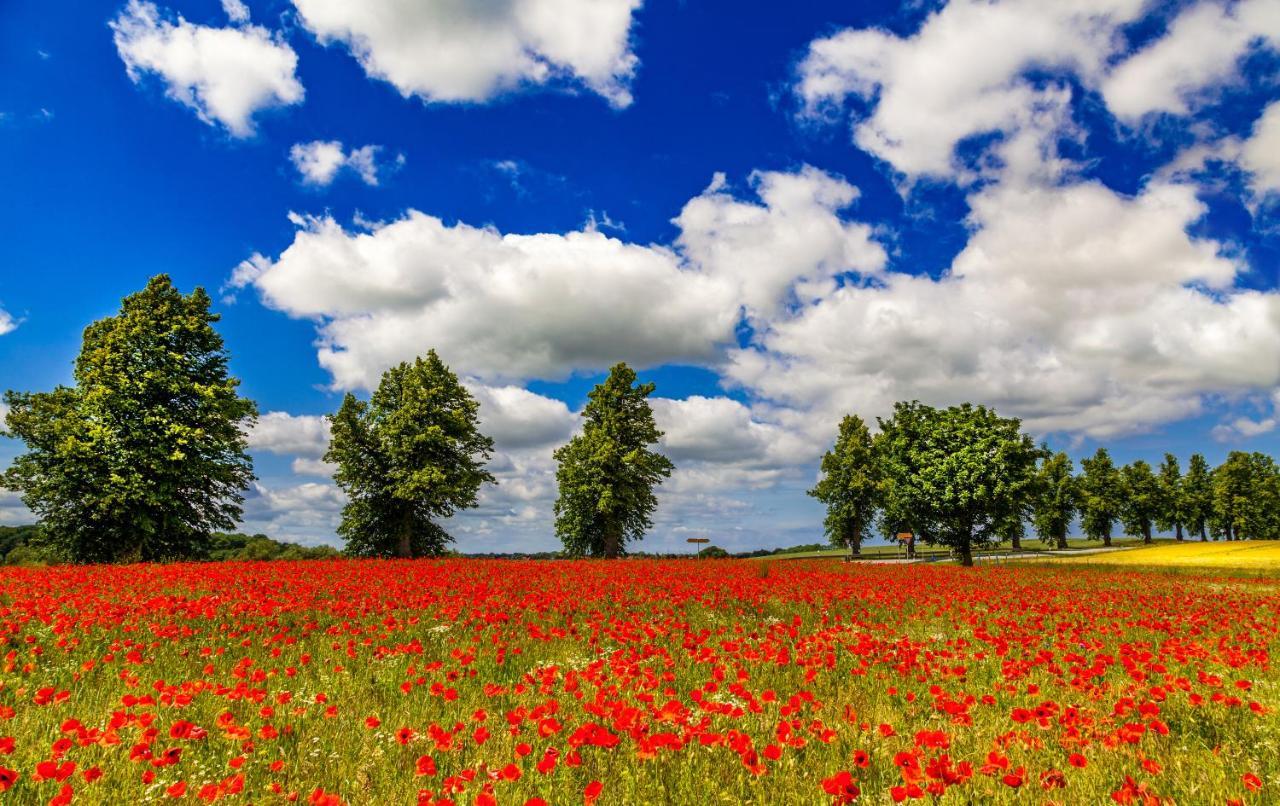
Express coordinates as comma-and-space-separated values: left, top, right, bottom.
3, 276, 1278, 565
1, 276, 671, 562
808, 404, 1280, 565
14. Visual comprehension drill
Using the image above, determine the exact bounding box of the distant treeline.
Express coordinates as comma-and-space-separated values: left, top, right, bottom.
0, 526, 337, 566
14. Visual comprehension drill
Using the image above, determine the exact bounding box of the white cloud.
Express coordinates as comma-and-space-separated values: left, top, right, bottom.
1241, 100, 1280, 195
652, 396, 812, 467
0, 307, 17, 336
290, 0, 642, 107
291, 457, 337, 476
795, 0, 1146, 179
241, 480, 344, 542
221, 0, 250, 24
727, 178, 1280, 438
1103, 0, 1280, 121
673, 168, 886, 318
471, 384, 576, 450
1212, 389, 1280, 441
289, 140, 397, 187
230, 167, 884, 388
111, 0, 303, 137
230, 211, 739, 387
246, 411, 330, 457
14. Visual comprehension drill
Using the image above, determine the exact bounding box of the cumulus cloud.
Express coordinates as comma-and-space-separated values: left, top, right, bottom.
1103, 0, 1280, 121
727, 178, 1280, 438
1241, 100, 1280, 195
674, 168, 886, 318
241, 481, 344, 542
289, 140, 399, 187
221, 0, 250, 24
229, 166, 882, 388
290, 0, 642, 107
111, 0, 303, 137
246, 411, 330, 457
0, 307, 17, 336
795, 0, 1146, 179
1212, 389, 1280, 442
652, 396, 812, 467
230, 212, 738, 387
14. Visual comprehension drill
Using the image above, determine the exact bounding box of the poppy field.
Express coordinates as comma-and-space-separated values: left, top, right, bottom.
0, 559, 1276, 805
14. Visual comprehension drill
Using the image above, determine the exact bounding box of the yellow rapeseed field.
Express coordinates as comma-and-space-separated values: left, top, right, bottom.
1064, 540, 1280, 569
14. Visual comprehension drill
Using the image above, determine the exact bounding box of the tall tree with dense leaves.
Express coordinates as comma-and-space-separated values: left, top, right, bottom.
1, 275, 256, 562
325, 351, 495, 558
1212, 451, 1280, 541
1119, 460, 1160, 543
1079, 448, 1123, 547
1032, 451, 1078, 549
875, 401, 1041, 566
553, 363, 673, 558
808, 415, 880, 555
1155, 453, 1185, 540
1182, 453, 1214, 541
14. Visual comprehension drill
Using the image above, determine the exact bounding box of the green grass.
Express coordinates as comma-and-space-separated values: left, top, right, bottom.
753, 536, 1151, 561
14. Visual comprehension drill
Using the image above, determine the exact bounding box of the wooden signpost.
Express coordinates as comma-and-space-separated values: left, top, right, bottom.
687, 537, 710, 555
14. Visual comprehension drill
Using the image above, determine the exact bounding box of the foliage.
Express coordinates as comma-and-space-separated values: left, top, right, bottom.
553, 363, 673, 558
1119, 460, 1161, 543
1155, 453, 1185, 540
1079, 448, 1123, 546
1182, 453, 1214, 541
208, 532, 341, 561
1, 275, 256, 563
696, 545, 730, 559
807, 415, 879, 553
325, 351, 495, 558
874, 401, 1042, 566
1212, 451, 1280, 541
1032, 451, 1078, 549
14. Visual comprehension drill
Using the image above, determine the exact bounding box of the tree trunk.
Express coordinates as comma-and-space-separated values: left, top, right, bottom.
1102, 526, 1112, 548
1200, 524, 1207, 542
603, 526, 622, 559
1055, 528, 1067, 550
1011, 532, 1021, 550
1175, 523, 1183, 541
1142, 523, 1152, 544
959, 541, 973, 567
397, 523, 413, 559
907, 534, 916, 559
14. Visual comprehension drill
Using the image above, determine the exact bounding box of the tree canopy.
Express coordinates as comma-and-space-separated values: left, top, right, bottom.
808, 414, 880, 554
1182, 453, 1214, 541
874, 401, 1041, 566
1032, 451, 1078, 549
1079, 448, 1122, 546
1119, 460, 1160, 544
325, 351, 495, 558
1212, 451, 1280, 541
1, 275, 256, 562
553, 363, 673, 558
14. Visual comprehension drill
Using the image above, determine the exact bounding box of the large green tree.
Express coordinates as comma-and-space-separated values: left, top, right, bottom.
1182, 453, 1214, 541
325, 351, 495, 558
1119, 460, 1160, 543
1, 275, 256, 562
1079, 448, 1122, 546
1032, 451, 1078, 549
1212, 451, 1280, 541
553, 363, 673, 558
808, 415, 880, 555
874, 401, 1041, 566
1155, 453, 1185, 541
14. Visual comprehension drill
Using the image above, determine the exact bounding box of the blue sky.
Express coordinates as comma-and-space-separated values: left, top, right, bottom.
2, 0, 1279, 551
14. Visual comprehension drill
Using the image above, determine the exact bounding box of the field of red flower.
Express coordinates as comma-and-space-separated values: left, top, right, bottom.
0, 559, 1275, 805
